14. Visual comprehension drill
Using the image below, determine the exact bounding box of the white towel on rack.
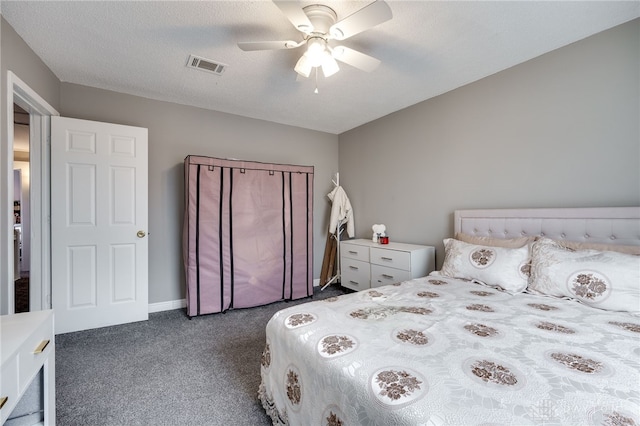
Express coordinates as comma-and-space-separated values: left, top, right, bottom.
327, 186, 354, 238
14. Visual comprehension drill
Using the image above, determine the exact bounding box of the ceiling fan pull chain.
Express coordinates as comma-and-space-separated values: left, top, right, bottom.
314, 68, 319, 94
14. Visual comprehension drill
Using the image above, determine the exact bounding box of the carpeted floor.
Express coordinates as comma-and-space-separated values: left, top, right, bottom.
55, 285, 348, 426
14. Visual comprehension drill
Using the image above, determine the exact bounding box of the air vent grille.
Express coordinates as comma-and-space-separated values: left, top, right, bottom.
186, 54, 227, 76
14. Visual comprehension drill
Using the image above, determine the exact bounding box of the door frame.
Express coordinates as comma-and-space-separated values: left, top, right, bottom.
4, 71, 59, 314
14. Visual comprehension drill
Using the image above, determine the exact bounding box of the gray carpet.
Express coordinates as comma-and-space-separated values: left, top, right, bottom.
55, 285, 348, 426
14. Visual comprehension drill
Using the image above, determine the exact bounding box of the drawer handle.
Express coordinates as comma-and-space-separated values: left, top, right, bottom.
33, 339, 50, 354
382, 274, 394, 279
349, 280, 359, 285
0, 396, 7, 410
348, 251, 358, 255
381, 256, 393, 261
349, 266, 358, 270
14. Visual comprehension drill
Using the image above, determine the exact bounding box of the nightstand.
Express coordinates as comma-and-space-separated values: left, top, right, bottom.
340, 239, 435, 291
1, 310, 55, 425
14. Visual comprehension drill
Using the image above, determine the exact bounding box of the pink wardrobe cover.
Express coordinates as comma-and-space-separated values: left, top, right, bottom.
183, 156, 314, 316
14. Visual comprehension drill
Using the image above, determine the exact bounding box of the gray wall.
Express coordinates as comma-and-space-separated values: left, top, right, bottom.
59, 84, 338, 304
0, 17, 61, 107
1, 17, 61, 314
338, 19, 640, 268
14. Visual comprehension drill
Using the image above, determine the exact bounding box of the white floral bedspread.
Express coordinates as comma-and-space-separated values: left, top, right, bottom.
258, 277, 640, 426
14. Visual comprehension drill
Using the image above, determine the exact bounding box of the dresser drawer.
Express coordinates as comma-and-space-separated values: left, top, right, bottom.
370, 247, 411, 271
18, 317, 53, 393
0, 356, 19, 424
371, 264, 412, 288
341, 243, 370, 262
341, 258, 371, 291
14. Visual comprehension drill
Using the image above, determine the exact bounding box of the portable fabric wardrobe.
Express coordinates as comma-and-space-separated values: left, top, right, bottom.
183, 155, 314, 317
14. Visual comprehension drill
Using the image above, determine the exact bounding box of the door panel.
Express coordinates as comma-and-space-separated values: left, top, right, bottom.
51, 116, 148, 334
68, 245, 96, 307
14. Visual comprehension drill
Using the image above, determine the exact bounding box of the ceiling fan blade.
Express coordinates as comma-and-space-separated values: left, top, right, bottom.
237, 40, 302, 51
273, 1, 314, 34
332, 46, 381, 72
329, 0, 392, 41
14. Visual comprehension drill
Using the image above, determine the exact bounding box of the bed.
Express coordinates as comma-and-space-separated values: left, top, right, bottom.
258, 207, 640, 425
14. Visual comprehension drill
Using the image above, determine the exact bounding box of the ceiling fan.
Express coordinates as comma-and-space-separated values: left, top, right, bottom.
238, 0, 392, 79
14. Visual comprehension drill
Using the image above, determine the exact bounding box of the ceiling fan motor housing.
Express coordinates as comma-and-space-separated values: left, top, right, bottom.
302, 4, 337, 37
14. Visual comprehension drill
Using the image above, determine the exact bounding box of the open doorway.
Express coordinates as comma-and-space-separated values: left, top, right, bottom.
3, 71, 59, 316
13, 104, 30, 313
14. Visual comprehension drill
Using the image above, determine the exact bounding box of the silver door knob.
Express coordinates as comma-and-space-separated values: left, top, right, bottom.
137, 230, 146, 238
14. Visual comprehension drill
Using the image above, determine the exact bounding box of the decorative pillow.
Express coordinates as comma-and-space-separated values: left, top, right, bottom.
439, 238, 530, 293
550, 239, 640, 255
455, 233, 534, 248
529, 238, 640, 313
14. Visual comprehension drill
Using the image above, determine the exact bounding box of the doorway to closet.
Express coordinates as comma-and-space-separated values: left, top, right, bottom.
13, 103, 30, 313
4, 71, 57, 316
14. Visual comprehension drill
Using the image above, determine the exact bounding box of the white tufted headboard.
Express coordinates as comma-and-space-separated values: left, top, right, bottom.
454, 207, 640, 246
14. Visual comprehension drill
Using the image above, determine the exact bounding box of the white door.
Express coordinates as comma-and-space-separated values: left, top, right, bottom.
51, 116, 148, 334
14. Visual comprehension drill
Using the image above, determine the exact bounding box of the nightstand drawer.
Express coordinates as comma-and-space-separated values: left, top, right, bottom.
341, 258, 371, 291
340, 239, 435, 293
0, 356, 19, 424
341, 243, 369, 262
18, 316, 53, 393
370, 247, 411, 271
371, 264, 412, 288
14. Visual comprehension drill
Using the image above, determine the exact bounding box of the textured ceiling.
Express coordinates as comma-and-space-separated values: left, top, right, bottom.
1, 1, 638, 134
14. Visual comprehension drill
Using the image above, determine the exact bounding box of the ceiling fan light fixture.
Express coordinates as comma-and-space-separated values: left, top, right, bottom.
306, 38, 327, 67
294, 54, 312, 78
321, 54, 339, 77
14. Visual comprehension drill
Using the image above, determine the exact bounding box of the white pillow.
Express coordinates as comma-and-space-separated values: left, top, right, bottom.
454, 232, 534, 248
439, 238, 530, 293
529, 238, 640, 313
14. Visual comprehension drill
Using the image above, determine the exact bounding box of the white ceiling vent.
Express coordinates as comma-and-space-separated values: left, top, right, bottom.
186, 54, 227, 76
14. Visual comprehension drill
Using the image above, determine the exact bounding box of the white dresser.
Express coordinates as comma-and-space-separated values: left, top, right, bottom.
340, 239, 435, 291
1, 310, 55, 425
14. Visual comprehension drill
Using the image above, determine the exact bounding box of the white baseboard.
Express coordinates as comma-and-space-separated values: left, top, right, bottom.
148, 299, 186, 313
149, 279, 323, 313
